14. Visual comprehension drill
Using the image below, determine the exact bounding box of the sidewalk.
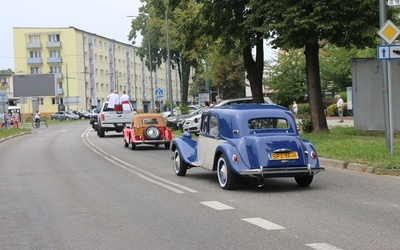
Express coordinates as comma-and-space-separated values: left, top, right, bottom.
326, 116, 353, 127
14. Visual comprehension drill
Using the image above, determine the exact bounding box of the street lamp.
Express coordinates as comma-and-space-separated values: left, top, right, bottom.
165, 0, 173, 115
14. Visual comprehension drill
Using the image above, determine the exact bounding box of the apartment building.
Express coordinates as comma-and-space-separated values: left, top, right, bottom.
13, 26, 182, 116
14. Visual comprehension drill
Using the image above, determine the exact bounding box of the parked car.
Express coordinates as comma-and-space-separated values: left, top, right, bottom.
182, 97, 274, 134
162, 105, 198, 118
166, 107, 204, 130
50, 111, 80, 121
71, 110, 91, 119
172, 104, 324, 190
123, 113, 173, 150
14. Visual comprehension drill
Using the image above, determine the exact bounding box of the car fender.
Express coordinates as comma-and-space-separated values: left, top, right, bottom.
171, 136, 198, 165
213, 141, 249, 174
303, 139, 320, 168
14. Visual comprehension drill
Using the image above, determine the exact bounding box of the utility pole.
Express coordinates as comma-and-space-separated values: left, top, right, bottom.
148, 31, 154, 112
165, 0, 173, 115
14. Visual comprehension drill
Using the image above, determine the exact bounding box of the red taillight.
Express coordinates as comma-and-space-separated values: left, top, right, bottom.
101, 113, 105, 121
232, 154, 239, 163
311, 151, 317, 159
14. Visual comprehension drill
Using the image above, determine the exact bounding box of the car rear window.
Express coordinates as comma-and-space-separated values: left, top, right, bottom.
248, 118, 288, 129
142, 118, 159, 124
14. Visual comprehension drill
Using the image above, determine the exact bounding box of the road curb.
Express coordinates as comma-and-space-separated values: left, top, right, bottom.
320, 158, 400, 176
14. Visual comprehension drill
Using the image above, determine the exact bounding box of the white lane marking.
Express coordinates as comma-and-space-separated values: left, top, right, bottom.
305, 243, 343, 250
200, 201, 234, 210
82, 127, 198, 194
242, 217, 286, 230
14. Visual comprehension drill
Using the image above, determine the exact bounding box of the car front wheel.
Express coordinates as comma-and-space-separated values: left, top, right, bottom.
295, 175, 313, 187
217, 154, 237, 190
124, 137, 129, 147
173, 149, 187, 176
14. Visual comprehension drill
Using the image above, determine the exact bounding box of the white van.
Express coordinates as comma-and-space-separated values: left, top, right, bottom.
7, 106, 21, 119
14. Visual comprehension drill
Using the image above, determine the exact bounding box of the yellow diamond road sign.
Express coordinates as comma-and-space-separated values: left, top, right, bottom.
378, 20, 400, 44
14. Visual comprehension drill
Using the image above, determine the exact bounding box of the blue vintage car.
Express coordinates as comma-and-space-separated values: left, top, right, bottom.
171, 104, 324, 190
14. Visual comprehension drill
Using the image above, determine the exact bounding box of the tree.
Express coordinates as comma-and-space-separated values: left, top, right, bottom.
251, 0, 397, 132
266, 50, 307, 108
207, 44, 246, 99
199, 0, 266, 103
128, 0, 210, 106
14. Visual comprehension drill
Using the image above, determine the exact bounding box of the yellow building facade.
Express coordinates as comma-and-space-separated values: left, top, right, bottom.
13, 26, 182, 117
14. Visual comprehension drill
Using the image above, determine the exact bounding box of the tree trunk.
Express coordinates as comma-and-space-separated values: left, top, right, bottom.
304, 41, 329, 132
179, 56, 191, 106
242, 35, 264, 103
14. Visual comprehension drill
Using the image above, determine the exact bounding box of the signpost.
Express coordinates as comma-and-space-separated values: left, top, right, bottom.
377, 19, 400, 155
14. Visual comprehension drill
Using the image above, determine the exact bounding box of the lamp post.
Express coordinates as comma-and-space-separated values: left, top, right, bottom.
148, 31, 154, 112
165, 0, 173, 115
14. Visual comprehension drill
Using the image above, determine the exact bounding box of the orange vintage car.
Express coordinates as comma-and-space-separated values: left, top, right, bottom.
123, 113, 173, 150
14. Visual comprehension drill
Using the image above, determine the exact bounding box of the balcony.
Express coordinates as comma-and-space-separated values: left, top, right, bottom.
57, 88, 63, 95
27, 42, 42, 49
47, 57, 62, 63
46, 41, 61, 48
27, 58, 42, 64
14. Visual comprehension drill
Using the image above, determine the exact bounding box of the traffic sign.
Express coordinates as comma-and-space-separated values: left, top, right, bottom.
377, 45, 400, 60
155, 89, 164, 98
378, 46, 390, 60
389, 45, 400, 59
378, 20, 400, 44
0, 93, 8, 104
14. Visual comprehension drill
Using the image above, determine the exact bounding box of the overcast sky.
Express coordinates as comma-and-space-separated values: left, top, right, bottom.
0, 0, 276, 71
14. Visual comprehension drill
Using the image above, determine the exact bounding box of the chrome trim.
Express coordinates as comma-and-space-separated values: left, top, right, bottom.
132, 139, 172, 144
239, 166, 325, 176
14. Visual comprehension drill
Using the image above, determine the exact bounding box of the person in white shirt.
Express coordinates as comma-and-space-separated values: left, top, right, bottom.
120, 90, 131, 111
107, 90, 120, 111
34, 111, 41, 127
336, 95, 344, 123
292, 101, 298, 118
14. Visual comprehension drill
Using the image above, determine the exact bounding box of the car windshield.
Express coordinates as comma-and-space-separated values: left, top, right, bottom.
248, 118, 288, 129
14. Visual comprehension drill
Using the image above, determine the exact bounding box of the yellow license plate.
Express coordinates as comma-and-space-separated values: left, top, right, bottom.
271, 152, 299, 160
135, 128, 143, 135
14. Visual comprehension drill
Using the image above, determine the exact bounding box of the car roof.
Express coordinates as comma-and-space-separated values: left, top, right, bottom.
203, 104, 295, 138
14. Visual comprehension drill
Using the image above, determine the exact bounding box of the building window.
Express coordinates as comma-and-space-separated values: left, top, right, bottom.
29, 51, 41, 58
52, 98, 63, 105
48, 34, 60, 42
29, 35, 40, 43
49, 50, 61, 57
58, 82, 63, 89
50, 66, 62, 73
38, 98, 44, 105
99, 55, 103, 63
105, 56, 108, 62
30, 67, 42, 74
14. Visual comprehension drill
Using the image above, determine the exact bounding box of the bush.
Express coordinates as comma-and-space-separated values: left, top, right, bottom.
298, 114, 312, 133
327, 103, 348, 117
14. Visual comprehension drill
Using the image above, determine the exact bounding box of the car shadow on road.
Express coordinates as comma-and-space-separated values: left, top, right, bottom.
184, 171, 324, 193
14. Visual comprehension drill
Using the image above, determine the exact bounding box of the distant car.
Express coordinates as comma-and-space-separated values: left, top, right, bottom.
50, 111, 80, 121
89, 109, 99, 131
166, 107, 204, 130
123, 113, 173, 150
162, 105, 198, 118
71, 110, 90, 119
172, 104, 324, 190
182, 97, 274, 134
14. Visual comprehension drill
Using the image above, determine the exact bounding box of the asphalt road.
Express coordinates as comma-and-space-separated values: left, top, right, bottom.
0, 121, 399, 250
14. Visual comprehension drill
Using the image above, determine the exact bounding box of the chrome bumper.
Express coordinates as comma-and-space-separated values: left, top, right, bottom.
239, 164, 325, 177
132, 139, 171, 144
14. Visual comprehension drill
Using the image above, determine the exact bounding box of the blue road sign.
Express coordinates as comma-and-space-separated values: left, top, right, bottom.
155, 89, 164, 98
377, 45, 400, 60
378, 46, 390, 60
